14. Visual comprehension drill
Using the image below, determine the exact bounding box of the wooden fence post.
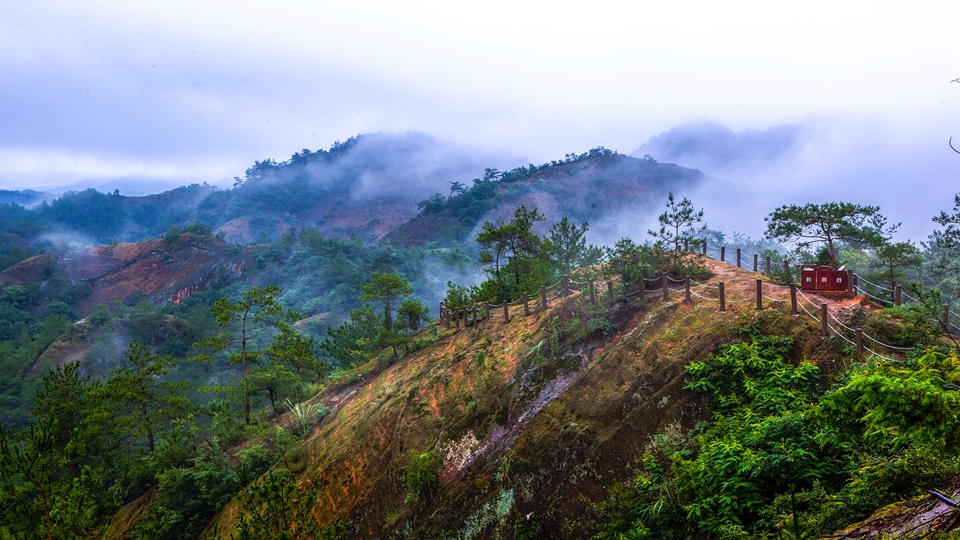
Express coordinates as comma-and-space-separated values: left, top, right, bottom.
847, 270, 854, 298
719, 282, 726, 312
473, 306, 478, 326
790, 283, 798, 316
943, 304, 950, 332
503, 302, 509, 323
720, 246, 725, 262
821, 303, 829, 337
662, 273, 668, 301
895, 285, 902, 306
589, 280, 597, 304
540, 285, 547, 311
766, 256, 771, 275
736, 248, 742, 268
856, 328, 863, 360
685, 275, 691, 304
684, 238, 689, 252
702, 240, 707, 255
563, 275, 570, 297
756, 279, 763, 310
753, 254, 758, 272
484, 302, 490, 321
523, 293, 529, 316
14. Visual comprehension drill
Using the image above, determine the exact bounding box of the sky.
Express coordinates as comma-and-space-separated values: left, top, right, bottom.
2, 1, 958, 238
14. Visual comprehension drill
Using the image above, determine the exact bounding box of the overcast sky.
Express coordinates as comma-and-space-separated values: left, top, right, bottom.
2, 1, 958, 236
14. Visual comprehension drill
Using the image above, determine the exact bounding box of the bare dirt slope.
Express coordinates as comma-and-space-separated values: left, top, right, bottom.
0, 232, 263, 317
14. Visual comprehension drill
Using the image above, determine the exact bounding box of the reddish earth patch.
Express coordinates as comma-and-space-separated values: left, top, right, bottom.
1, 233, 262, 317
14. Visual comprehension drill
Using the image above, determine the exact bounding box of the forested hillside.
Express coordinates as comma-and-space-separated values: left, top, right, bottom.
3, 136, 960, 539
384, 149, 702, 247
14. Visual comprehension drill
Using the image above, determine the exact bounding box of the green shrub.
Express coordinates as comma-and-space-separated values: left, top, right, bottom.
231, 469, 345, 540
404, 449, 439, 504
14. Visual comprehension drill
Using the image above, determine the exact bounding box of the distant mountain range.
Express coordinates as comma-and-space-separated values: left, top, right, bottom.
0, 134, 705, 319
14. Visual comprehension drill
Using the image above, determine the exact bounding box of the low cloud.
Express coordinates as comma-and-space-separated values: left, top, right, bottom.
0, 148, 237, 193
633, 116, 960, 243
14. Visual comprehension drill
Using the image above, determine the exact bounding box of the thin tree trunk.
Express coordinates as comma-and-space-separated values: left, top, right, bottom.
141, 400, 155, 453
242, 312, 250, 425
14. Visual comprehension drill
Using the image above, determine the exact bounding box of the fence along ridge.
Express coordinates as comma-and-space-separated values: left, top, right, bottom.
700, 240, 959, 337
437, 245, 942, 360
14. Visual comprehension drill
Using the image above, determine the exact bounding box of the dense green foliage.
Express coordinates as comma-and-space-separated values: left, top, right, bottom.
592, 323, 960, 539
0, 286, 350, 539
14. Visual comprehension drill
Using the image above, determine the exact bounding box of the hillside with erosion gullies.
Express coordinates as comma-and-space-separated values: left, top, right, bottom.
203, 259, 823, 539
5, 135, 960, 539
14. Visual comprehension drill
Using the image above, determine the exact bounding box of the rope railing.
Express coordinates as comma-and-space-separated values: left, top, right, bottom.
858, 288, 894, 305
848, 275, 960, 334
822, 321, 898, 363
726, 283, 755, 292
803, 295, 916, 354
546, 278, 565, 290
796, 299, 820, 322
856, 275, 896, 292
795, 290, 819, 309
901, 290, 921, 303
860, 331, 915, 352
827, 310, 858, 334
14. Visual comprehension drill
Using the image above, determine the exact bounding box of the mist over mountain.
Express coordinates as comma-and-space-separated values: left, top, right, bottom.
633, 121, 807, 173
386, 148, 704, 249
633, 118, 960, 241
199, 131, 523, 242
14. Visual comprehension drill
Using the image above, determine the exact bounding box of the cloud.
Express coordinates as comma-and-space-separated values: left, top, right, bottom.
634, 122, 807, 172
632, 116, 960, 243
0, 148, 236, 192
